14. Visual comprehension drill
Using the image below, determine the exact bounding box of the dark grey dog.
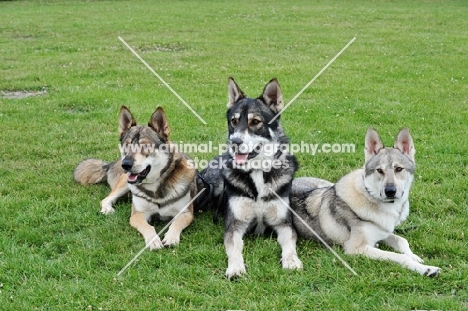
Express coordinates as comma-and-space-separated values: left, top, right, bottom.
200, 77, 302, 279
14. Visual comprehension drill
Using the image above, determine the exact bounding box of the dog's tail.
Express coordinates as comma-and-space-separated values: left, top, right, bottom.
193, 173, 214, 212
193, 155, 229, 221
74, 159, 109, 185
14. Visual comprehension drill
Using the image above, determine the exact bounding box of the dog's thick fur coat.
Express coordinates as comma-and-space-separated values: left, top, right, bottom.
201, 78, 302, 279
291, 128, 441, 276
74, 106, 197, 249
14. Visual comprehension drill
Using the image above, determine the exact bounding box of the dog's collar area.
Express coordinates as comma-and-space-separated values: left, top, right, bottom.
127, 165, 151, 184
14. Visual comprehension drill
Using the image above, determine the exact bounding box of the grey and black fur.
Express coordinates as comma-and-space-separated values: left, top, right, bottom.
291, 128, 441, 277
201, 77, 302, 279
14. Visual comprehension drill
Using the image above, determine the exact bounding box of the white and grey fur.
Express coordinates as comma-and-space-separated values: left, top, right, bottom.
291, 128, 441, 277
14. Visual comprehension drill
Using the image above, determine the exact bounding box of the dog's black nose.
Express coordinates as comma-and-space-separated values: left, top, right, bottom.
385, 184, 397, 198
230, 137, 243, 146
121, 158, 133, 171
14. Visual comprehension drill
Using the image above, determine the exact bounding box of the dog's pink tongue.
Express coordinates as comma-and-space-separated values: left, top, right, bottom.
128, 174, 138, 182
234, 154, 248, 164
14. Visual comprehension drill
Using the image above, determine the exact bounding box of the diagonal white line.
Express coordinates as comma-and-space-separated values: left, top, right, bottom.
269, 37, 356, 124
118, 36, 207, 125
117, 188, 206, 277
269, 187, 358, 276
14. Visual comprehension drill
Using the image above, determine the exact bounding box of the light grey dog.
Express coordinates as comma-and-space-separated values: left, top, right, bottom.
291, 128, 440, 277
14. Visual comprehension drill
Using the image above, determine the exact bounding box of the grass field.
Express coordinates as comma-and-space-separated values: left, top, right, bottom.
1, 0, 467, 310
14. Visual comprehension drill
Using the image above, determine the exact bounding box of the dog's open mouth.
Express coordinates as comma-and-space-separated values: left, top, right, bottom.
127, 166, 151, 184
233, 144, 262, 165
234, 153, 249, 165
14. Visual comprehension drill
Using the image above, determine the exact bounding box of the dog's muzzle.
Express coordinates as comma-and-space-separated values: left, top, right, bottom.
229, 138, 262, 165
121, 157, 151, 184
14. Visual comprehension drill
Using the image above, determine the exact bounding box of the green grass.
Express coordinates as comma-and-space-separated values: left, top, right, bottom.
1, 0, 467, 310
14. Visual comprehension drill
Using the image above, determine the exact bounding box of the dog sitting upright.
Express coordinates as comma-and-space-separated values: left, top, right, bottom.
74, 106, 197, 250
213, 77, 303, 279
291, 128, 441, 276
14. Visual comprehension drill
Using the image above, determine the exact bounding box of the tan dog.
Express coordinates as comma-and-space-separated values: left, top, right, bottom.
74, 106, 197, 249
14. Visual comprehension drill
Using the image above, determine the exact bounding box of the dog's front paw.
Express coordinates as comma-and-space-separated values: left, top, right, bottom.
226, 261, 246, 280
162, 233, 180, 247
145, 234, 164, 250
406, 253, 424, 263
281, 254, 303, 270
100, 199, 115, 215
422, 265, 441, 277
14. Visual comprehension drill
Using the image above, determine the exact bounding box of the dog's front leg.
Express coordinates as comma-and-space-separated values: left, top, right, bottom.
224, 220, 249, 279
163, 209, 194, 247
383, 233, 423, 263
275, 224, 302, 270
344, 233, 440, 277
129, 207, 164, 250
100, 174, 129, 214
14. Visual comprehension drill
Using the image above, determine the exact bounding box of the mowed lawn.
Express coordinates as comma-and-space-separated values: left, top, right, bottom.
0, 0, 467, 310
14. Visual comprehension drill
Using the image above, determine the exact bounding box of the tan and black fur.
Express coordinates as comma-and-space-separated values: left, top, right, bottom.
291, 128, 441, 277
74, 106, 197, 250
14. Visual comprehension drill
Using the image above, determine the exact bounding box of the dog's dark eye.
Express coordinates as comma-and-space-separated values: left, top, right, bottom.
251, 119, 261, 125
376, 168, 384, 175
231, 119, 238, 127
395, 167, 404, 173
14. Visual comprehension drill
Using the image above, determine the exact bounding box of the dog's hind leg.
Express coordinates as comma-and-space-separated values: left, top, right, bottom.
129, 207, 164, 250
100, 174, 129, 215
275, 224, 303, 270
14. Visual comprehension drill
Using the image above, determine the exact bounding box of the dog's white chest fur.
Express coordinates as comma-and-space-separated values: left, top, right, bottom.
230, 170, 288, 233
132, 191, 191, 221
250, 170, 270, 198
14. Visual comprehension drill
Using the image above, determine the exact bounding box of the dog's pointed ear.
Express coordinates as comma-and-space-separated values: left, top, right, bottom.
261, 78, 284, 114
227, 77, 246, 109
149, 106, 170, 141
394, 127, 415, 162
119, 106, 137, 137
365, 127, 384, 162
